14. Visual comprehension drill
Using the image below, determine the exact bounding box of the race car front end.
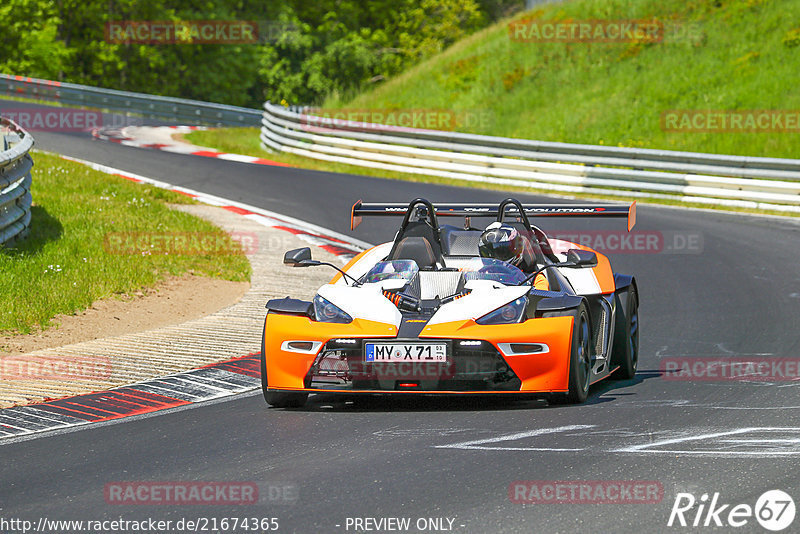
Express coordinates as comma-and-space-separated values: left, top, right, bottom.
262, 295, 575, 396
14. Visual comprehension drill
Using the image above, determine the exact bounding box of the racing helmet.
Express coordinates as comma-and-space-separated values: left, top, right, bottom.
479, 222, 525, 267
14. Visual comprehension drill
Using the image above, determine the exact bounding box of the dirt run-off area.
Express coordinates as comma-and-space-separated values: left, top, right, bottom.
0, 274, 248, 355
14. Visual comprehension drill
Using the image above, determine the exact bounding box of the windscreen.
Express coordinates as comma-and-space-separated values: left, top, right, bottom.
456, 257, 527, 285
359, 260, 419, 284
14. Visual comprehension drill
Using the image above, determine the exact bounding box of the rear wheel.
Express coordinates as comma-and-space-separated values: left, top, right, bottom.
611, 287, 639, 380
549, 303, 591, 405
261, 320, 308, 408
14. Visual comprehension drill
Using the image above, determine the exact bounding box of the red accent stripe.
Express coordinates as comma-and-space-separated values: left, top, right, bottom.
34, 388, 189, 422
113, 173, 141, 183
170, 189, 197, 198
191, 150, 222, 157
200, 354, 261, 378
273, 225, 350, 245
254, 158, 291, 167
222, 206, 255, 215
320, 244, 355, 257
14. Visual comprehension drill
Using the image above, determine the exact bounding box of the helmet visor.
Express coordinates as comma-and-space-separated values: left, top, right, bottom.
479, 239, 517, 263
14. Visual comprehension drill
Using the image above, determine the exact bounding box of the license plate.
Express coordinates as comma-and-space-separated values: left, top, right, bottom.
365, 343, 447, 363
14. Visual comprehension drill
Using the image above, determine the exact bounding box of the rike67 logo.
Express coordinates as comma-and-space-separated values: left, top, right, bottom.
668, 490, 796, 531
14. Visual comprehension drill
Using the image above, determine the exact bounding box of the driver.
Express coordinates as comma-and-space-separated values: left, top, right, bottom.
478, 222, 549, 290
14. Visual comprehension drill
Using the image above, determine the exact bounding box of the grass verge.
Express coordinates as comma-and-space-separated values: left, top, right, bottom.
325, 0, 800, 160
0, 151, 250, 335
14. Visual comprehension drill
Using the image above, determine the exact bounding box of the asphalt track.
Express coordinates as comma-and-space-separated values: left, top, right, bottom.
2, 100, 800, 533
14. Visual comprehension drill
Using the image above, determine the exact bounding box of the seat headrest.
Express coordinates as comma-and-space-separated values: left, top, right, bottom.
392, 236, 437, 269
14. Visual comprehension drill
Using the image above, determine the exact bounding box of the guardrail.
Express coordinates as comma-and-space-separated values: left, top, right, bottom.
1, 73, 261, 127
261, 102, 800, 213
0, 118, 34, 245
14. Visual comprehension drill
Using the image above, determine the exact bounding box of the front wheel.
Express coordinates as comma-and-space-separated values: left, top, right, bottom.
264, 390, 308, 408
261, 319, 308, 408
611, 287, 639, 380
549, 302, 592, 405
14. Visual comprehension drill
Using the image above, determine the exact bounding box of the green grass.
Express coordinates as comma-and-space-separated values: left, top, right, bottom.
323, 0, 800, 159
0, 152, 251, 334
181, 127, 264, 156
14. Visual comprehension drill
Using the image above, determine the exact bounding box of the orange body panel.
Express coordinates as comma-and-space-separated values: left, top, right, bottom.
264, 314, 397, 389
420, 317, 574, 392
264, 313, 574, 394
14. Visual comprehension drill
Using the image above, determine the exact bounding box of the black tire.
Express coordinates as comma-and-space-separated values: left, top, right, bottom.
260, 318, 308, 408
611, 286, 639, 380
265, 390, 308, 408
549, 303, 592, 405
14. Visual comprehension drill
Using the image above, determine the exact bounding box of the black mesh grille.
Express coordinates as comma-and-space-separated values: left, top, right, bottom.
305, 339, 521, 391
444, 230, 482, 255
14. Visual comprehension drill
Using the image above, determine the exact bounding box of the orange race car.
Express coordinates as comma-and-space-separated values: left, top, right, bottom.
260, 198, 639, 408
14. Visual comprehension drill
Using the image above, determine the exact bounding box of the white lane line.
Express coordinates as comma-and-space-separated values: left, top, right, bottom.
597, 398, 800, 410
434, 424, 595, 451
614, 427, 800, 456
718, 439, 800, 444
215, 153, 260, 163
7, 407, 84, 426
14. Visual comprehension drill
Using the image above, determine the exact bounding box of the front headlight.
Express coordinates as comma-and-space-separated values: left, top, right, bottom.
313, 295, 353, 324
476, 297, 527, 325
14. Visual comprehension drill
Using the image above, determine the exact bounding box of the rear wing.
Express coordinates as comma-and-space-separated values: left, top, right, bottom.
351, 200, 637, 232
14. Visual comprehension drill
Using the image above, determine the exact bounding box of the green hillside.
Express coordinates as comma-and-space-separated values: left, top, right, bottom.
324, 0, 800, 159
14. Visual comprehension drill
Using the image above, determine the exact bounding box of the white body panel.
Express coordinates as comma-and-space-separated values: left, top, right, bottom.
427, 282, 530, 325
550, 238, 602, 295
317, 283, 402, 325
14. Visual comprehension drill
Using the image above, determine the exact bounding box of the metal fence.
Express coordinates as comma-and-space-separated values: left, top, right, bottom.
261, 102, 800, 213
0, 118, 34, 245
0, 73, 261, 127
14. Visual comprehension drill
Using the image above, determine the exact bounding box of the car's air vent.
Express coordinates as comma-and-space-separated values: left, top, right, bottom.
594, 297, 612, 356
416, 270, 465, 300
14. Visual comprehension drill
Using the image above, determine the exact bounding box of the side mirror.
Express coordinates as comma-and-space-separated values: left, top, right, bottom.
283, 247, 361, 285
284, 247, 313, 267
566, 249, 598, 268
